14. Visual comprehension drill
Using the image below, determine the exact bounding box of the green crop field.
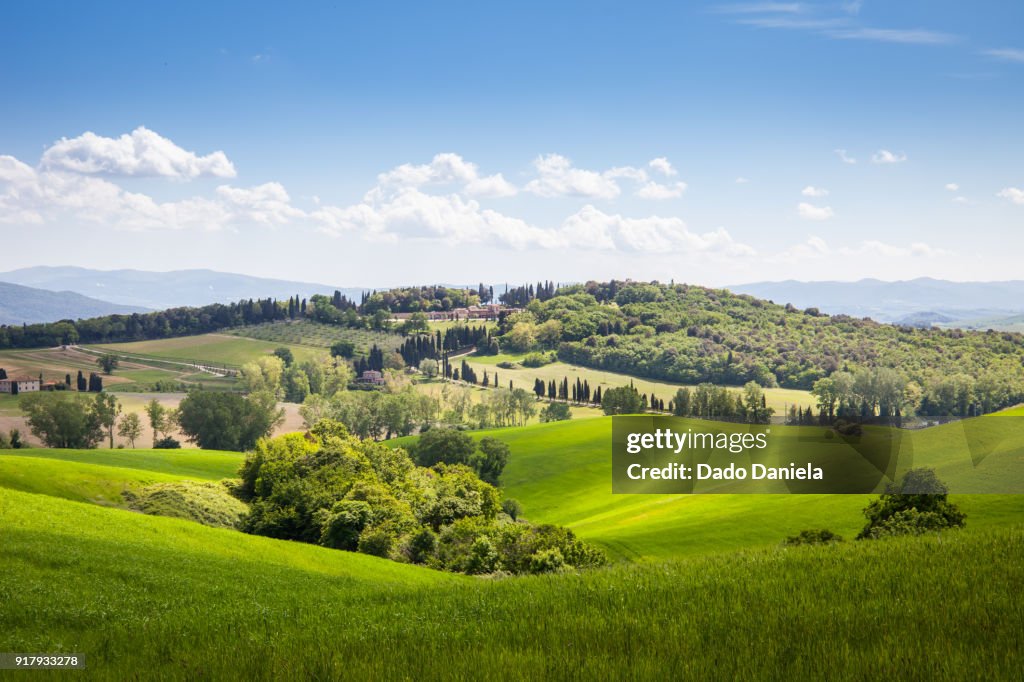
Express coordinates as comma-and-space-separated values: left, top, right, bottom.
392, 415, 1024, 560
0, 487, 1020, 679
88, 333, 322, 368
225, 320, 403, 356
464, 353, 817, 415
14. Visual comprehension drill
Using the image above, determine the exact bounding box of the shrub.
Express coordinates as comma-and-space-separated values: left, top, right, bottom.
528, 547, 565, 574
858, 468, 965, 539
521, 352, 554, 368
154, 437, 181, 449
501, 498, 523, 521
783, 529, 843, 546
540, 402, 572, 423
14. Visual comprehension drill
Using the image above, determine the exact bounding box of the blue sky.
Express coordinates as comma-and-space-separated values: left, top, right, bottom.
1, 1, 1022, 287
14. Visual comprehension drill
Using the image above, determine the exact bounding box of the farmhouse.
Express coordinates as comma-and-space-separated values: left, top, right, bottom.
357, 370, 386, 385
0, 376, 41, 393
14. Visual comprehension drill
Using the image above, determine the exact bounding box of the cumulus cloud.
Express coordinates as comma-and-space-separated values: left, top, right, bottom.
1, 139, 725, 254
376, 152, 517, 198
40, 127, 236, 179
635, 181, 687, 200
648, 157, 678, 176
944, 182, 959, 191
871, 149, 907, 164
523, 154, 685, 200
997, 187, 1024, 205
524, 154, 622, 199
801, 185, 829, 197
559, 206, 753, 255
834, 149, 857, 164
797, 202, 834, 220
216, 183, 306, 225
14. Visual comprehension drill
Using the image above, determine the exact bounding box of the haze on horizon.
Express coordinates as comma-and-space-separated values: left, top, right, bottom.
2, 1, 1022, 288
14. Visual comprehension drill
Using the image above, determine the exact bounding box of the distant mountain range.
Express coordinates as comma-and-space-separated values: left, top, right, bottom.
0, 281, 149, 326
0, 267, 365, 311
727, 278, 1024, 331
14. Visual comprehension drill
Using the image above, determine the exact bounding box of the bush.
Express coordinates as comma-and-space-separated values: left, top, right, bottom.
540, 402, 572, 423
496, 361, 518, 370
858, 468, 965, 539
866, 509, 962, 539
521, 352, 554, 368
501, 498, 523, 521
528, 547, 565, 573
154, 437, 181, 449
783, 529, 843, 546
122, 481, 249, 529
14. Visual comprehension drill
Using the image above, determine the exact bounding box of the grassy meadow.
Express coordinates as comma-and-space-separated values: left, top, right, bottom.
0, 487, 1020, 680
465, 352, 818, 415
88, 333, 322, 368
225, 319, 404, 355
392, 414, 1024, 560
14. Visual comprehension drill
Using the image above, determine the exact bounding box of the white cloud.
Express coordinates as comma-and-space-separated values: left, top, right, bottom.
834, 149, 857, 164
648, 157, 678, 176
944, 182, 959, 191
871, 149, 907, 164
559, 205, 754, 255
524, 154, 623, 199
635, 181, 687, 200
797, 202, 834, 220
997, 187, 1024, 205
40, 127, 236, 179
735, 176, 750, 184
952, 196, 969, 204
216, 183, 306, 225
801, 185, 829, 197
376, 152, 517, 198
826, 28, 957, 45
982, 48, 1024, 63
774, 235, 947, 263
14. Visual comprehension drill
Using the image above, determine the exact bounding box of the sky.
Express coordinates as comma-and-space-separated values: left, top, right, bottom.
1, 1, 1023, 288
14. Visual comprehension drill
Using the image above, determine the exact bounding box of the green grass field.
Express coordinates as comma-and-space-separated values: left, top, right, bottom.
225, 319, 403, 356
88, 333, 323, 368
464, 353, 817, 414
1, 487, 1020, 680
392, 415, 1024, 560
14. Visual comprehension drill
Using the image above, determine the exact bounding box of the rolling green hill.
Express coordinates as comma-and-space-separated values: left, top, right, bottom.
392, 415, 1024, 560
1, 487, 1020, 680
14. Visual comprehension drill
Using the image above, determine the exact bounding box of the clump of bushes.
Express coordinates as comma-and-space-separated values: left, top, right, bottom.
521, 352, 555, 368
783, 529, 843, 546
154, 437, 181, 449
123, 480, 248, 529
858, 468, 965, 539
235, 421, 606, 575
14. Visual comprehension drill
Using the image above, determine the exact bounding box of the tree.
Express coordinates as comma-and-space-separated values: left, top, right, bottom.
118, 412, 143, 448
176, 390, 284, 451
418, 358, 440, 379
471, 437, 510, 485
87, 372, 103, 392
601, 386, 644, 415
145, 399, 168, 447
97, 354, 120, 375
273, 347, 295, 367
414, 428, 476, 467
20, 393, 103, 448
330, 340, 356, 359
92, 392, 121, 448
540, 401, 572, 423
76, 370, 87, 392
858, 468, 966, 539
